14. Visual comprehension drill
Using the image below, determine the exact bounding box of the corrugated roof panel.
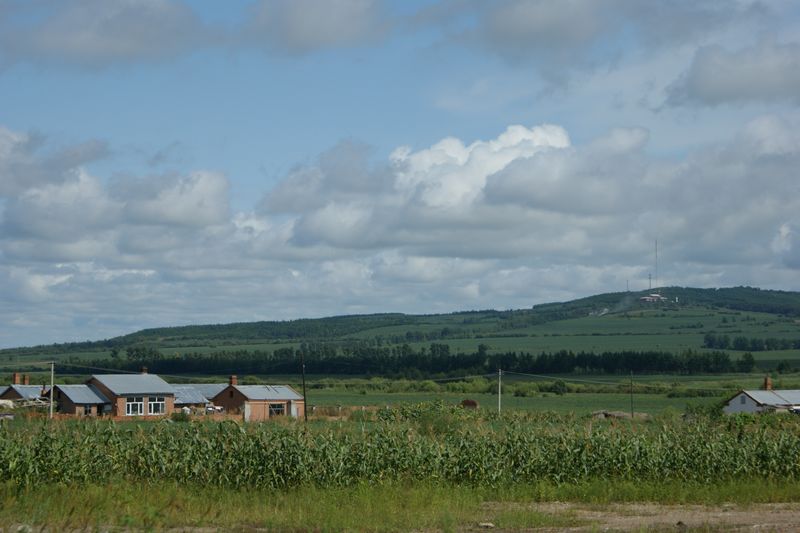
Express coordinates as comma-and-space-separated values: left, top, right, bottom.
8, 385, 46, 400
91, 374, 176, 396
173, 385, 211, 405
181, 383, 227, 400
744, 390, 800, 406
744, 390, 784, 405
56, 384, 109, 405
234, 385, 303, 401
770, 390, 800, 405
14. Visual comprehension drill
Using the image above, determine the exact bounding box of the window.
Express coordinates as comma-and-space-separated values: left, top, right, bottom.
269, 403, 285, 417
126, 397, 144, 416
83, 404, 92, 416
740, 395, 747, 405
148, 396, 166, 415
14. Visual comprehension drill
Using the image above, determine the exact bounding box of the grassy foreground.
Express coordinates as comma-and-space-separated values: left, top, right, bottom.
3, 479, 800, 530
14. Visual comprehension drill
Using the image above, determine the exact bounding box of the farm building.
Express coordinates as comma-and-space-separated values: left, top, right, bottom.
0, 385, 46, 402
173, 384, 216, 410
88, 372, 176, 417
723, 389, 800, 414
51, 384, 109, 416
211, 375, 305, 421
1, 373, 46, 402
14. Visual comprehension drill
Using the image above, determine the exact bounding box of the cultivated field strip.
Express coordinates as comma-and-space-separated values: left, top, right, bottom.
2, 409, 800, 488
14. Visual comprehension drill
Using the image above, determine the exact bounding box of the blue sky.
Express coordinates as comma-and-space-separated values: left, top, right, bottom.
1, 0, 799, 347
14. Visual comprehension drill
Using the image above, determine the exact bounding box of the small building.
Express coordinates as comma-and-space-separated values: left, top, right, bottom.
639, 293, 667, 303
88, 372, 176, 417
51, 384, 109, 416
0, 384, 46, 402
1, 373, 45, 402
211, 376, 305, 421
173, 385, 214, 410
723, 390, 800, 414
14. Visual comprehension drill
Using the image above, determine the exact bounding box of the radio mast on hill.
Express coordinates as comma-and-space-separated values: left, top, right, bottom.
655, 239, 659, 292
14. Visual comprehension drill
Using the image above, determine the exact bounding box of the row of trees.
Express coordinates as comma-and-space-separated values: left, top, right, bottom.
81, 342, 757, 377
703, 333, 800, 351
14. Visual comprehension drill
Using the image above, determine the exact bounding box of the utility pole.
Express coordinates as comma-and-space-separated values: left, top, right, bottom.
300, 349, 308, 423
629, 371, 634, 420
49, 361, 54, 420
497, 368, 502, 414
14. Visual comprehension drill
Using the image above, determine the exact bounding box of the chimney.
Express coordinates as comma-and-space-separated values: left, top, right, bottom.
763, 375, 773, 391
140, 366, 148, 374
229, 375, 238, 386
12, 372, 20, 385
23, 374, 29, 385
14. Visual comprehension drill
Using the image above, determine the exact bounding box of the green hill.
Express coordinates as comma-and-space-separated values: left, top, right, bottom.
2, 287, 799, 362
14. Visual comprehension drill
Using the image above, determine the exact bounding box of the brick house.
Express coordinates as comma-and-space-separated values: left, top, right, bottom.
51, 384, 109, 416
88, 373, 176, 417
211, 375, 305, 421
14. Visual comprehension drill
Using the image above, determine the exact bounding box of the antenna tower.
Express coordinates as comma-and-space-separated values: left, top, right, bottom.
655, 239, 658, 293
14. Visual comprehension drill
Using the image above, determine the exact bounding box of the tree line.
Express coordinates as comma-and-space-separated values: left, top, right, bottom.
76, 342, 757, 377
703, 333, 800, 351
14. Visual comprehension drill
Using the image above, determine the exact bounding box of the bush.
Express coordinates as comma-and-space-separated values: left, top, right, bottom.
170, 412, 190, 423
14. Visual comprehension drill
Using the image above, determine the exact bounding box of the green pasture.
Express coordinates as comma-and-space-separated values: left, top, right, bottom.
305, 390, 720, 414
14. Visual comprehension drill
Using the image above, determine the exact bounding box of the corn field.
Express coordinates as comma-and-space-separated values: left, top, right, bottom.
2, 406, 800, 488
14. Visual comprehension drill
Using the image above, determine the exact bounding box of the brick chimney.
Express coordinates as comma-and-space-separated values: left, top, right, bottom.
763, 375, 773, 391
140, 366, 148, 374
11, 372, 20, 385
229, 375, 238, 386
23, 374, 29, 385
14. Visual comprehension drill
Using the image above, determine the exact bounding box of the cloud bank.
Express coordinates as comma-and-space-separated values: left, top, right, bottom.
1, 118, 799, 346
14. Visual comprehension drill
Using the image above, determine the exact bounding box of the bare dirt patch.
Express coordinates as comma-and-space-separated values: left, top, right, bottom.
478, 502, 800, 531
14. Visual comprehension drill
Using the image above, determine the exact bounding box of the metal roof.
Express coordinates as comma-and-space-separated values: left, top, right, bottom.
743, 390, 800, 406
5, 385, 46, 400
56, 384, 109, 405
91, 374, 176, 396
173, 385, 212, 405
770, 390, 800, 405
0, 386, 7, 397
233, 385, 303, 401
180, 383, 227, 401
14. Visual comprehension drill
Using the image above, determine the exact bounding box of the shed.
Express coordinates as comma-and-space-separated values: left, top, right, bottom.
211, 376, 304, 421
173, 385, 214, 408
0, 384, 46, 402
178, 383, 227, 402
52, 384, 110, 416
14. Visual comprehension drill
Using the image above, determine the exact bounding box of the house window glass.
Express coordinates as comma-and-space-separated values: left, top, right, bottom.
740, 395, 746, 405
269, 403, 285, 417
148, 396, 166, 415
83, 404, 92, 415
125, 397, 144, 416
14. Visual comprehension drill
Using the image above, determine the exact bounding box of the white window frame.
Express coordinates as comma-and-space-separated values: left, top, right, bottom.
83, 404, 92, 416
148, 396, 166, 415
125, 396, 144, 416
269, 403, 285, 417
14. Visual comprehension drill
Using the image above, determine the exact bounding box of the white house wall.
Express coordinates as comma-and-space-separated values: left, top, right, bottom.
723, 393, 764, 414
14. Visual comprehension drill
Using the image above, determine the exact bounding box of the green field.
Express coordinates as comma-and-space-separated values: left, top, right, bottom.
307, 389, 720, 414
